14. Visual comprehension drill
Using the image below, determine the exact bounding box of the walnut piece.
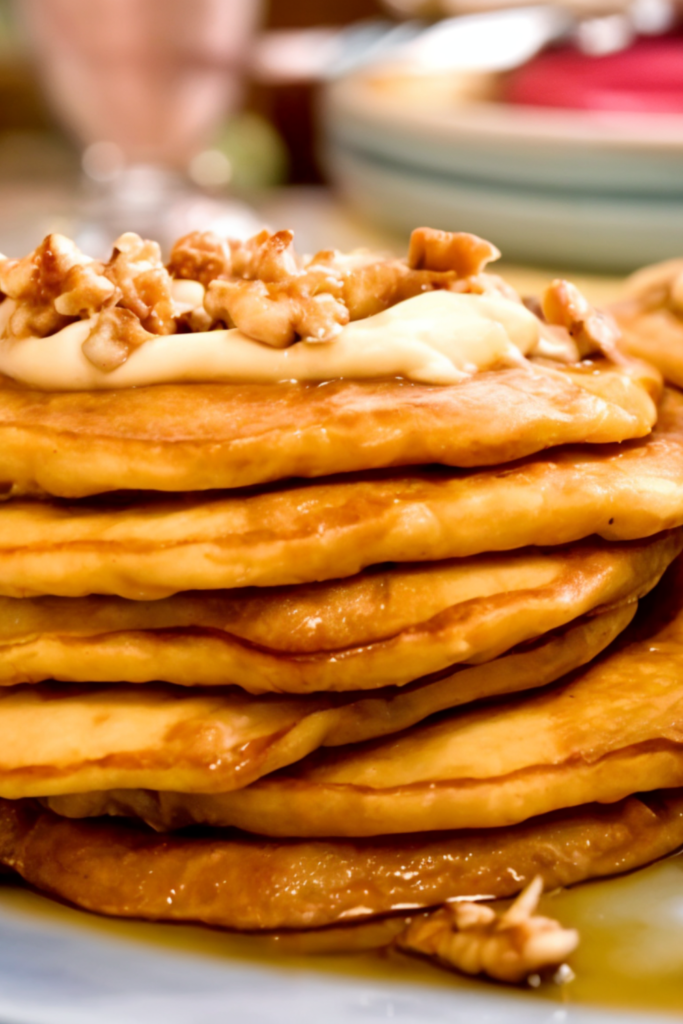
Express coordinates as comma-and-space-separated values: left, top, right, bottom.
104, 232, 176, 336
168, 231, 232, 287
542, 279, 620, 359
54, 264, 117, 319
0, 234, 112, 339
0, 233, 89, 304
396, 876, 579, 985
81, 307, 155, 372
408, 227, 501, 276
229, 228, 300, 282
0, 231, 177, 370
205, 277, 349, 347
334, 259, 411, 320
6, 301, 70, 341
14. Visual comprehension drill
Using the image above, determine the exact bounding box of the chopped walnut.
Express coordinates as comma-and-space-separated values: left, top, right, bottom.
0, 225, 617, 377
81, 306, 155, 372
306, 231, 510, 321
168, 228, 303, 288
205, 278, 349, 347
6, 301, 70, 341
408, 227, 501, 276
174, 226, 528, 347
542, 279, 620, 359
0, 233, 107, 338
340, 260, 416, 320
104, 233, 176, 336
0, 231, 178, 370
168, 231, 232, 287
302, 249, 414, 320
229, 228, 301, 282
0, 233, 87, 304
54, 263, 117, 319
396, 876, 579, 985
623, 258, 683, 316
197, 227, 514, 346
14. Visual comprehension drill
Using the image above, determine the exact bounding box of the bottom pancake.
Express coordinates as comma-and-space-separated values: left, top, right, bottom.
2, 793, 683, 931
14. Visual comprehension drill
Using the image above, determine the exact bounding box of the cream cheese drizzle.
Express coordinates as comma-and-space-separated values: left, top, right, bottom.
0, 289, 539, 391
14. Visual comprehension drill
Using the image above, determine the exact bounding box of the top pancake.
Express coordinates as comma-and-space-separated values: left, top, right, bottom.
0, 360, 659, 498
0, 225, 661, 496
2, 388, 683, 598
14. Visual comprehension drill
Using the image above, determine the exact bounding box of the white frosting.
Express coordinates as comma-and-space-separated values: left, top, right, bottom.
0, 289, 539, 391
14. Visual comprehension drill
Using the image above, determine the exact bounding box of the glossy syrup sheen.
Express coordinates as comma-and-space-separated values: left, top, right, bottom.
1, 854, 683, 1015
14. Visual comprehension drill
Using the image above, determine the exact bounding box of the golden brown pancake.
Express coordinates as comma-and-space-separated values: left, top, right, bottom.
0, 357, 660, 501
3, 794, 683, 930
614, 259, 683, 388
1, 533, 676, 691
2, 389, 683, 599
617, 305, 683, 390
0, 605, 631, 798
54, 555, 683, 836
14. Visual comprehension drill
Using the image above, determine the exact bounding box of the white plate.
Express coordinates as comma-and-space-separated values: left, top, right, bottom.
322, 73, 683, 270
324, 139, 683, 271
324, 74, 683, 194
0, 895, 640, 1024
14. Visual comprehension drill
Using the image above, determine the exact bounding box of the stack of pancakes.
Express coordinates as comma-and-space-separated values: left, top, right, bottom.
1, 226, 683, 949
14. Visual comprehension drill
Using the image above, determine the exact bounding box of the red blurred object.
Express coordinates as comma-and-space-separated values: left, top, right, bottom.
504, 34, 683, 113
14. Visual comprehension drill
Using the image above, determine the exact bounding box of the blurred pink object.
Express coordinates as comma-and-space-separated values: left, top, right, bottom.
20, 0, 262, 168
504, 33, 683, 113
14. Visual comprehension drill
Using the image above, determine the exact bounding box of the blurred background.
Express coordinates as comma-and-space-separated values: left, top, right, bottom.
0, 0, 682, 276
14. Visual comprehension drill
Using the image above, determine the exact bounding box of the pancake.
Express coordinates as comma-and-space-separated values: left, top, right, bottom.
0, 226, 660, 497
1, 532, 676, 691
0, 605, 632, 798
54, 554, 683, 836
0, 361, 659, 499
614, 259, 683, 389
2, 388, 683, 599
3, 793, 683, 930
617, 306, 683, 390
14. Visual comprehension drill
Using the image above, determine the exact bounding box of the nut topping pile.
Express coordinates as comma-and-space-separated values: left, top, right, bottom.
0, 225, 616, 373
